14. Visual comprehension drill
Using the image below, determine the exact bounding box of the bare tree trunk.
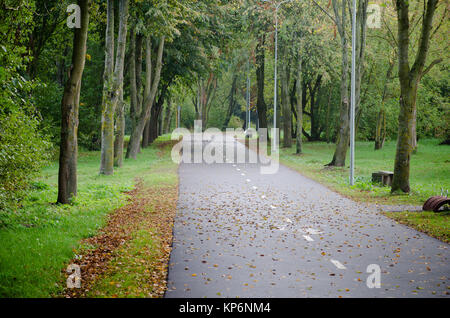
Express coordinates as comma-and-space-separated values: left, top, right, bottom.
149, 86, 168, 144
296, 53, 303, 154
126, 36, 165, 159
328, 0, 349, 166
328, 0, 368, 166
163, 98, 173, 134
100, 0, 129, 175
99, 0, 114, 174
129, 30, 145, 154
374, 107, 386, 150
223, 73, 238, 130
196, 74, 217, 129
280, 43, 292, 148
309, 74, 323, 141
392, 0, 438, 193
411, 107, 417, 152
135, 34, 144, 154
375, 60, 395, 150
325, 85, 333, 143
57, 0, 90, 204
158, 107, 164, 136
142, 118, 151, 148
114, 87, 125, 167
256, 34, 268, 135
354, 0, 369, 138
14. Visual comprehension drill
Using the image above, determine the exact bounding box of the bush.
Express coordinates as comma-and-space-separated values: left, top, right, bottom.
0, 110, 52, 210
228, 115, 243, 129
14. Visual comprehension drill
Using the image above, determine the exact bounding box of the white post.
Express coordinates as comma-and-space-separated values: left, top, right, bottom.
350, 0, 357, 185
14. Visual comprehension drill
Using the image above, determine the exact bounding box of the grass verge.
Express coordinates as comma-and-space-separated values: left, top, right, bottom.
279, 139, 449, 206
384, 211, 450, 244
0, 135, 178, 298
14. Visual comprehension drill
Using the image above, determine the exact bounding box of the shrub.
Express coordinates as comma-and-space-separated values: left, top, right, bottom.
0, 110, 52, 210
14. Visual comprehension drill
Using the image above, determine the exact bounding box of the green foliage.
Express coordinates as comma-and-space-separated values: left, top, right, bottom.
33, 81, 63, 141
228, 115, 244, 129
0, 111, 52, 210
0, 137, 174, 297
0, 0, 53, 210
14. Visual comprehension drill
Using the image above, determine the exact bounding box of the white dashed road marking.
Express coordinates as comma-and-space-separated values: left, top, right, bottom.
330, 259, 346, 270
305, 228, 322, 235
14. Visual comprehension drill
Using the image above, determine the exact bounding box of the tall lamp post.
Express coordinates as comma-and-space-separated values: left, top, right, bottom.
350, 0, 356, 185
262, 0, 291, 151
246, 60, 251, 130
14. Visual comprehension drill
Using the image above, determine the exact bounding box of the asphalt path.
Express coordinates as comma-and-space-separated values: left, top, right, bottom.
165, 134, 449, 298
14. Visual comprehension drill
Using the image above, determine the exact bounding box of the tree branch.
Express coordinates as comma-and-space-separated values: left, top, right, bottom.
310, 0, 337, 25
421, 58, 443, 78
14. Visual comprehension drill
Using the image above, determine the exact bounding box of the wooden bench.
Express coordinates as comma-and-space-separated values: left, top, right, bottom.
372, 171, 394, 186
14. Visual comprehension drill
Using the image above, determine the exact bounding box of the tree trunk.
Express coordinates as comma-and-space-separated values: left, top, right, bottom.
411, 107, 417, 152
391, 0, 438, 193
126, 36, 165, 159
196, 74, 216, 130
57, 0, 90, 204
328, 0, 368, 166
149, 87, 168, 144
374, 107, 386, 150
99, 0, 114, 174
129, 28, 143, 152
375, 60, 394, 150
309, 75, 323, 141
325, 85, 333, 143
100, 0, 129, 175
114, 87, 125, 167
163, 99, 174, 134
280, 44, 292, 148
328, 0, 349, 166
223, 73, 238, 130
296, 54, 303, 155
354, 0, 369, 140
142, 118, 151, 148
256, 34, 268, 134
158, 106, 164, 137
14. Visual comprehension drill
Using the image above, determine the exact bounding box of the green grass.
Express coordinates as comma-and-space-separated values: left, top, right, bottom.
0, 135, 176, 298
87, 227, 161, 298
86, 155, 178, 298
385, 211, 450, 243
279, 138, 450, 206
